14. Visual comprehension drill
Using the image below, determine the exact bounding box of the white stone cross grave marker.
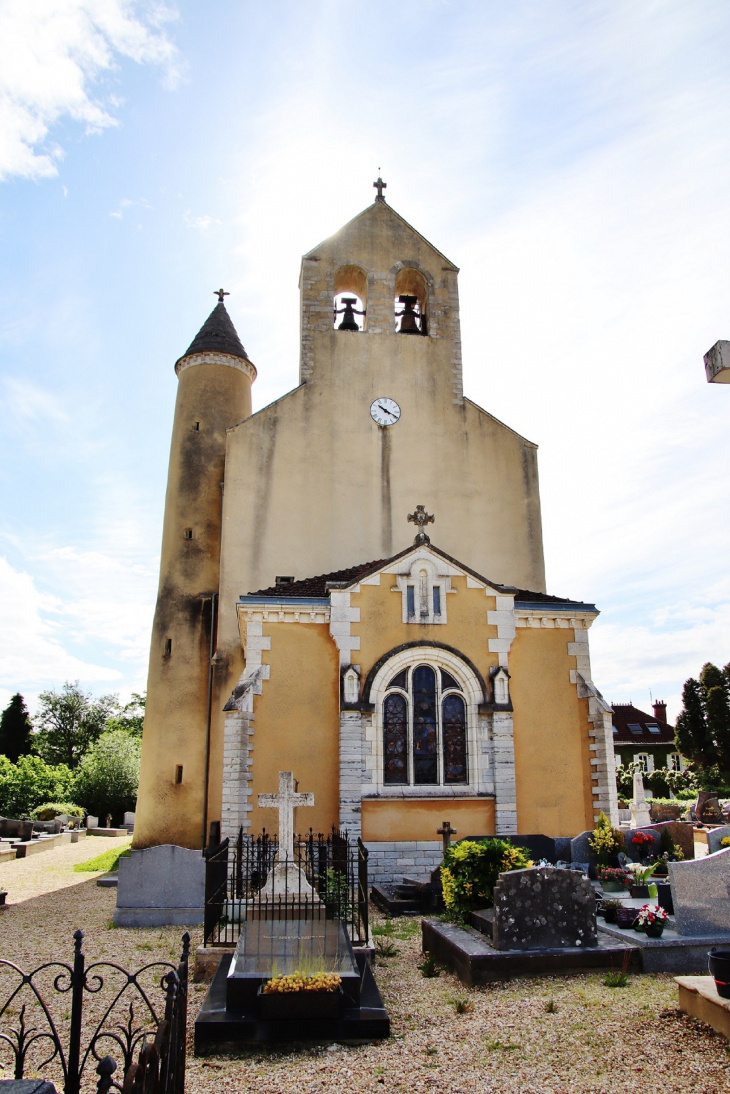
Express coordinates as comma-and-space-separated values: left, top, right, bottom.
258, 771, 314, 860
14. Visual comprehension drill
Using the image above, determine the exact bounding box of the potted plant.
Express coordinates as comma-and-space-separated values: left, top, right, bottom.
589, 813, 623, 868
635, 903, 669, 938
258, 971, 343, 1020
708, 949, 730, 999
597, 866, 631, 893
626, 859, 660, 898
629, 831, 655, 860
615, 905, 638, 929
600, 897, 623, 924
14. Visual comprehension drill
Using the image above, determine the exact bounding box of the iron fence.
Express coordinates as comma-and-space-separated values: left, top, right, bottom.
0, 930, 189, 1094
204, 828, 369, 947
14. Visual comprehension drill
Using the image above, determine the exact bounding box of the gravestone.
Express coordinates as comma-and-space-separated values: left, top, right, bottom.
256, 771, 318, 907
123, 811, 136, 827
630, 769, 651, 828
696, 791, 725, 825
509, 834, 557, 863
569, 830, 595, 865
708, 825, 730, 855
86, 815, 99, 829
646, 820, 695, 860
669, 847, 730, 936
624, 827, 660, 860
114, 844, 205, 926
492, 866, 597, 951
0, 818, 33, 842
554, 837, 572, 862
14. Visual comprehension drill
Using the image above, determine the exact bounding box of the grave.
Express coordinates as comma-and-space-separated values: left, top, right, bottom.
630, 769, 652, 828
371, 820, 455, 915
195, 771, 389, 1045
708, 825, 730, 855
0, 819, 33, 842
492, 867, 597, 951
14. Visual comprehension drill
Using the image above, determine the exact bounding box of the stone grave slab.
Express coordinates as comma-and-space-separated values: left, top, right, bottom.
509, 834, 557, 863
708, 825, 730, 855
570, 830, 595, 864
0, 819, 33, 842
492, 866, 597, 951
669, 847, 730, 936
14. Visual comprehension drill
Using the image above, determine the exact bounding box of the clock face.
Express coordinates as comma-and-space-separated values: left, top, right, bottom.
370, 397, 401, 427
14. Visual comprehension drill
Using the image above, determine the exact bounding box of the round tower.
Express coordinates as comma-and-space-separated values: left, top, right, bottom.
134, 292, 256, 849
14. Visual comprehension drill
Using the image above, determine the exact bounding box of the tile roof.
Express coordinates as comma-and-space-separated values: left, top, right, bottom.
248, 552, 594, 609
611, 702, 675, 745
180, 300, 251, 361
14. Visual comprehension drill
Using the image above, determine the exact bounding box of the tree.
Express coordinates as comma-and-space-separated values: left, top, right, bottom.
104, 693, 145, 738
72, 730, 141, 825
0, 694, 33, 762
0, 755, 75, 817
675, 662, 730, 790
33, 682, 117, 769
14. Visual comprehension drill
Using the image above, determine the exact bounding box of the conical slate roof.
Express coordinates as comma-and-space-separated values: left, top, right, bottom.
180, 300, 251, 361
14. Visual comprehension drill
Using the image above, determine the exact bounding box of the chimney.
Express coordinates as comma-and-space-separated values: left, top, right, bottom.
653, 700, 667, 723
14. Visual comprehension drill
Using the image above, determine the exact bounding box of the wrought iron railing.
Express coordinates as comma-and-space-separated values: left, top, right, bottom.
0, 930, 189, 1094
204, 827, 369, 947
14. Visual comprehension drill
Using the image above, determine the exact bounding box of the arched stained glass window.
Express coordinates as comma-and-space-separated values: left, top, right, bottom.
381, 661, 469, 787
442, 694, 467, 783
383, 693, 408, 784
413, 666, 438, 784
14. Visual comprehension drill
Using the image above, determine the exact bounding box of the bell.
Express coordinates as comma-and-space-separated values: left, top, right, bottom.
336, 297, 362, 332
397, 295, 421, 335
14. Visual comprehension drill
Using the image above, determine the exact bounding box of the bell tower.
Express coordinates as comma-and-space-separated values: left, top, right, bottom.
134, 292, 256, 850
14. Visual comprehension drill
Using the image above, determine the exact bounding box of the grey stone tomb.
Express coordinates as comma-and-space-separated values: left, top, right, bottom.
114, 844, 206, 927
492, 866, 597, 951
669, 847, 730, 937
707, 825, 730, 855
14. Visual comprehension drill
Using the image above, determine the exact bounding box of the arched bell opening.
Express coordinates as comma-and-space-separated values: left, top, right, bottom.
333, 265, 367, 332
394, 267, 428, 335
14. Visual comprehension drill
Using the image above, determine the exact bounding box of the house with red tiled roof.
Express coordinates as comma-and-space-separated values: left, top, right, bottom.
611, 700, 684, 773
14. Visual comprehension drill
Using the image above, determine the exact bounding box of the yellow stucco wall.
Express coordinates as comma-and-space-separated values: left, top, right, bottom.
249, 623, 341, 837
509, 627, 594, 836
361, 798, 495, 841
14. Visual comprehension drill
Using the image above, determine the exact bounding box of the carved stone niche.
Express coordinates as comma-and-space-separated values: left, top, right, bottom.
490, 666, 511, 709
341, 665, 361, 707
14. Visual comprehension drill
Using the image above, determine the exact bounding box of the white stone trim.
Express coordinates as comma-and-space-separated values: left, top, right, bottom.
492, 710, 517, 834
339, 711, 365, 837
329, 590, 360, 667
516, 610, 596, 630
174, 350, 257, 381
221, 709, 254, 840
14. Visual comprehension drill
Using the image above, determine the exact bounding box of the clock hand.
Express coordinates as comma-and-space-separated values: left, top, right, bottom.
377, 403, 395, 417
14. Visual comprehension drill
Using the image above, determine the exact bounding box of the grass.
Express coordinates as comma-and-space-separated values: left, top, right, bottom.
450, 997, 473, 1015
374, 937, 399, 959
604, 970, 629, 988
73, 844, 131, 874
417, 951, 440, 978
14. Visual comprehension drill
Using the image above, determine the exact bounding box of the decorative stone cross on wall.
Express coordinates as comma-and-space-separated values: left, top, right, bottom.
258, 771, 314, 859
373, 176, 387, 202
408, 504, 435, 545
437, 820, 457, 857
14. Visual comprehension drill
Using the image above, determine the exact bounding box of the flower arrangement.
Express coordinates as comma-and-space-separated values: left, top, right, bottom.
597, 867, 631, 885
262, 972, 341, 994
630, 831, 654, 850
721, 837, 730, 848
627, 860, 660, 885
589, 812, 623, 863
635, 903, 668, 928
440, 838, 533, 917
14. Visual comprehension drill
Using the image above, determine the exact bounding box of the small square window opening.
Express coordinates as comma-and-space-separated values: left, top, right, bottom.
164, 638, 172, 656
406, 586, 415, 616
193, 422, 200, 431
175, 765, 183, 785
183, 528, 193, 540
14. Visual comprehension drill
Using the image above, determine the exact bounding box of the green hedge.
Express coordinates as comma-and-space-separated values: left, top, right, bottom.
440, 839, 532, 918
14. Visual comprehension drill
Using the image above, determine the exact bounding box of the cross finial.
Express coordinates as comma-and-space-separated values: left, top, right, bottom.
408, 504, 435, 545
437, 820, 456, 857
215, 288, 229, 304
373, 176, 387, 202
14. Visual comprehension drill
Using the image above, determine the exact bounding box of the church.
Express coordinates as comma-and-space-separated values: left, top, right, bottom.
133, 182, 618, 884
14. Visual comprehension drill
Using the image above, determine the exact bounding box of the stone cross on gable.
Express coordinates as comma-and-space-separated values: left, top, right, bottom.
408, 504, 435, 545
258, 771, 314, 859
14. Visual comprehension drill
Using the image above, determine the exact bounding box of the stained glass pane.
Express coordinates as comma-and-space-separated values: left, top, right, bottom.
388, 669, 408, 690
440, 669, 460, 692
442, 694, 467, 783
383, 693, 408, 784
413, 665, 438, 784
433, 587, 441, 615
407, 586, 415, 616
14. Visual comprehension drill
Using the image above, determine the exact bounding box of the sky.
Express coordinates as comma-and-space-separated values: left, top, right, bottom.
1, 0, 730, 723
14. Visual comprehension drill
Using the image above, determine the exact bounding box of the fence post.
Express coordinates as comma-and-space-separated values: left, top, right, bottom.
95, 1055, 117, 1094
66, 929, 86, 1094
357, 839, 369, 944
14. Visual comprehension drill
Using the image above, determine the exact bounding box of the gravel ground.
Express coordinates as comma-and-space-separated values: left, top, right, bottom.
0, 834, 131, 905
0, 864, 727, 1094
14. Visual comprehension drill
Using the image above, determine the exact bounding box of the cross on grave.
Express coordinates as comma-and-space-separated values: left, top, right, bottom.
258, 771, 314, 860
373, 176, 387, 202
437, 820, 457, 857
408, 504, 435, 545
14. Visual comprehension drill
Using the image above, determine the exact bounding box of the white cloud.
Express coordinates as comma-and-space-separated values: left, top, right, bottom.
183, 210, 221, 232
109, 195, 152, 217
0, 556, 122, 701
0, 0, 181, 182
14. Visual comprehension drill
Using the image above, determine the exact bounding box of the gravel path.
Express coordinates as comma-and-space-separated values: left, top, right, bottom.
0, 880, 727, 1093
0, 833, 131, 905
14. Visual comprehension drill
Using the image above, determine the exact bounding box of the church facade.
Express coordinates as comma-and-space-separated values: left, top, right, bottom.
134, 187, 618, 874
